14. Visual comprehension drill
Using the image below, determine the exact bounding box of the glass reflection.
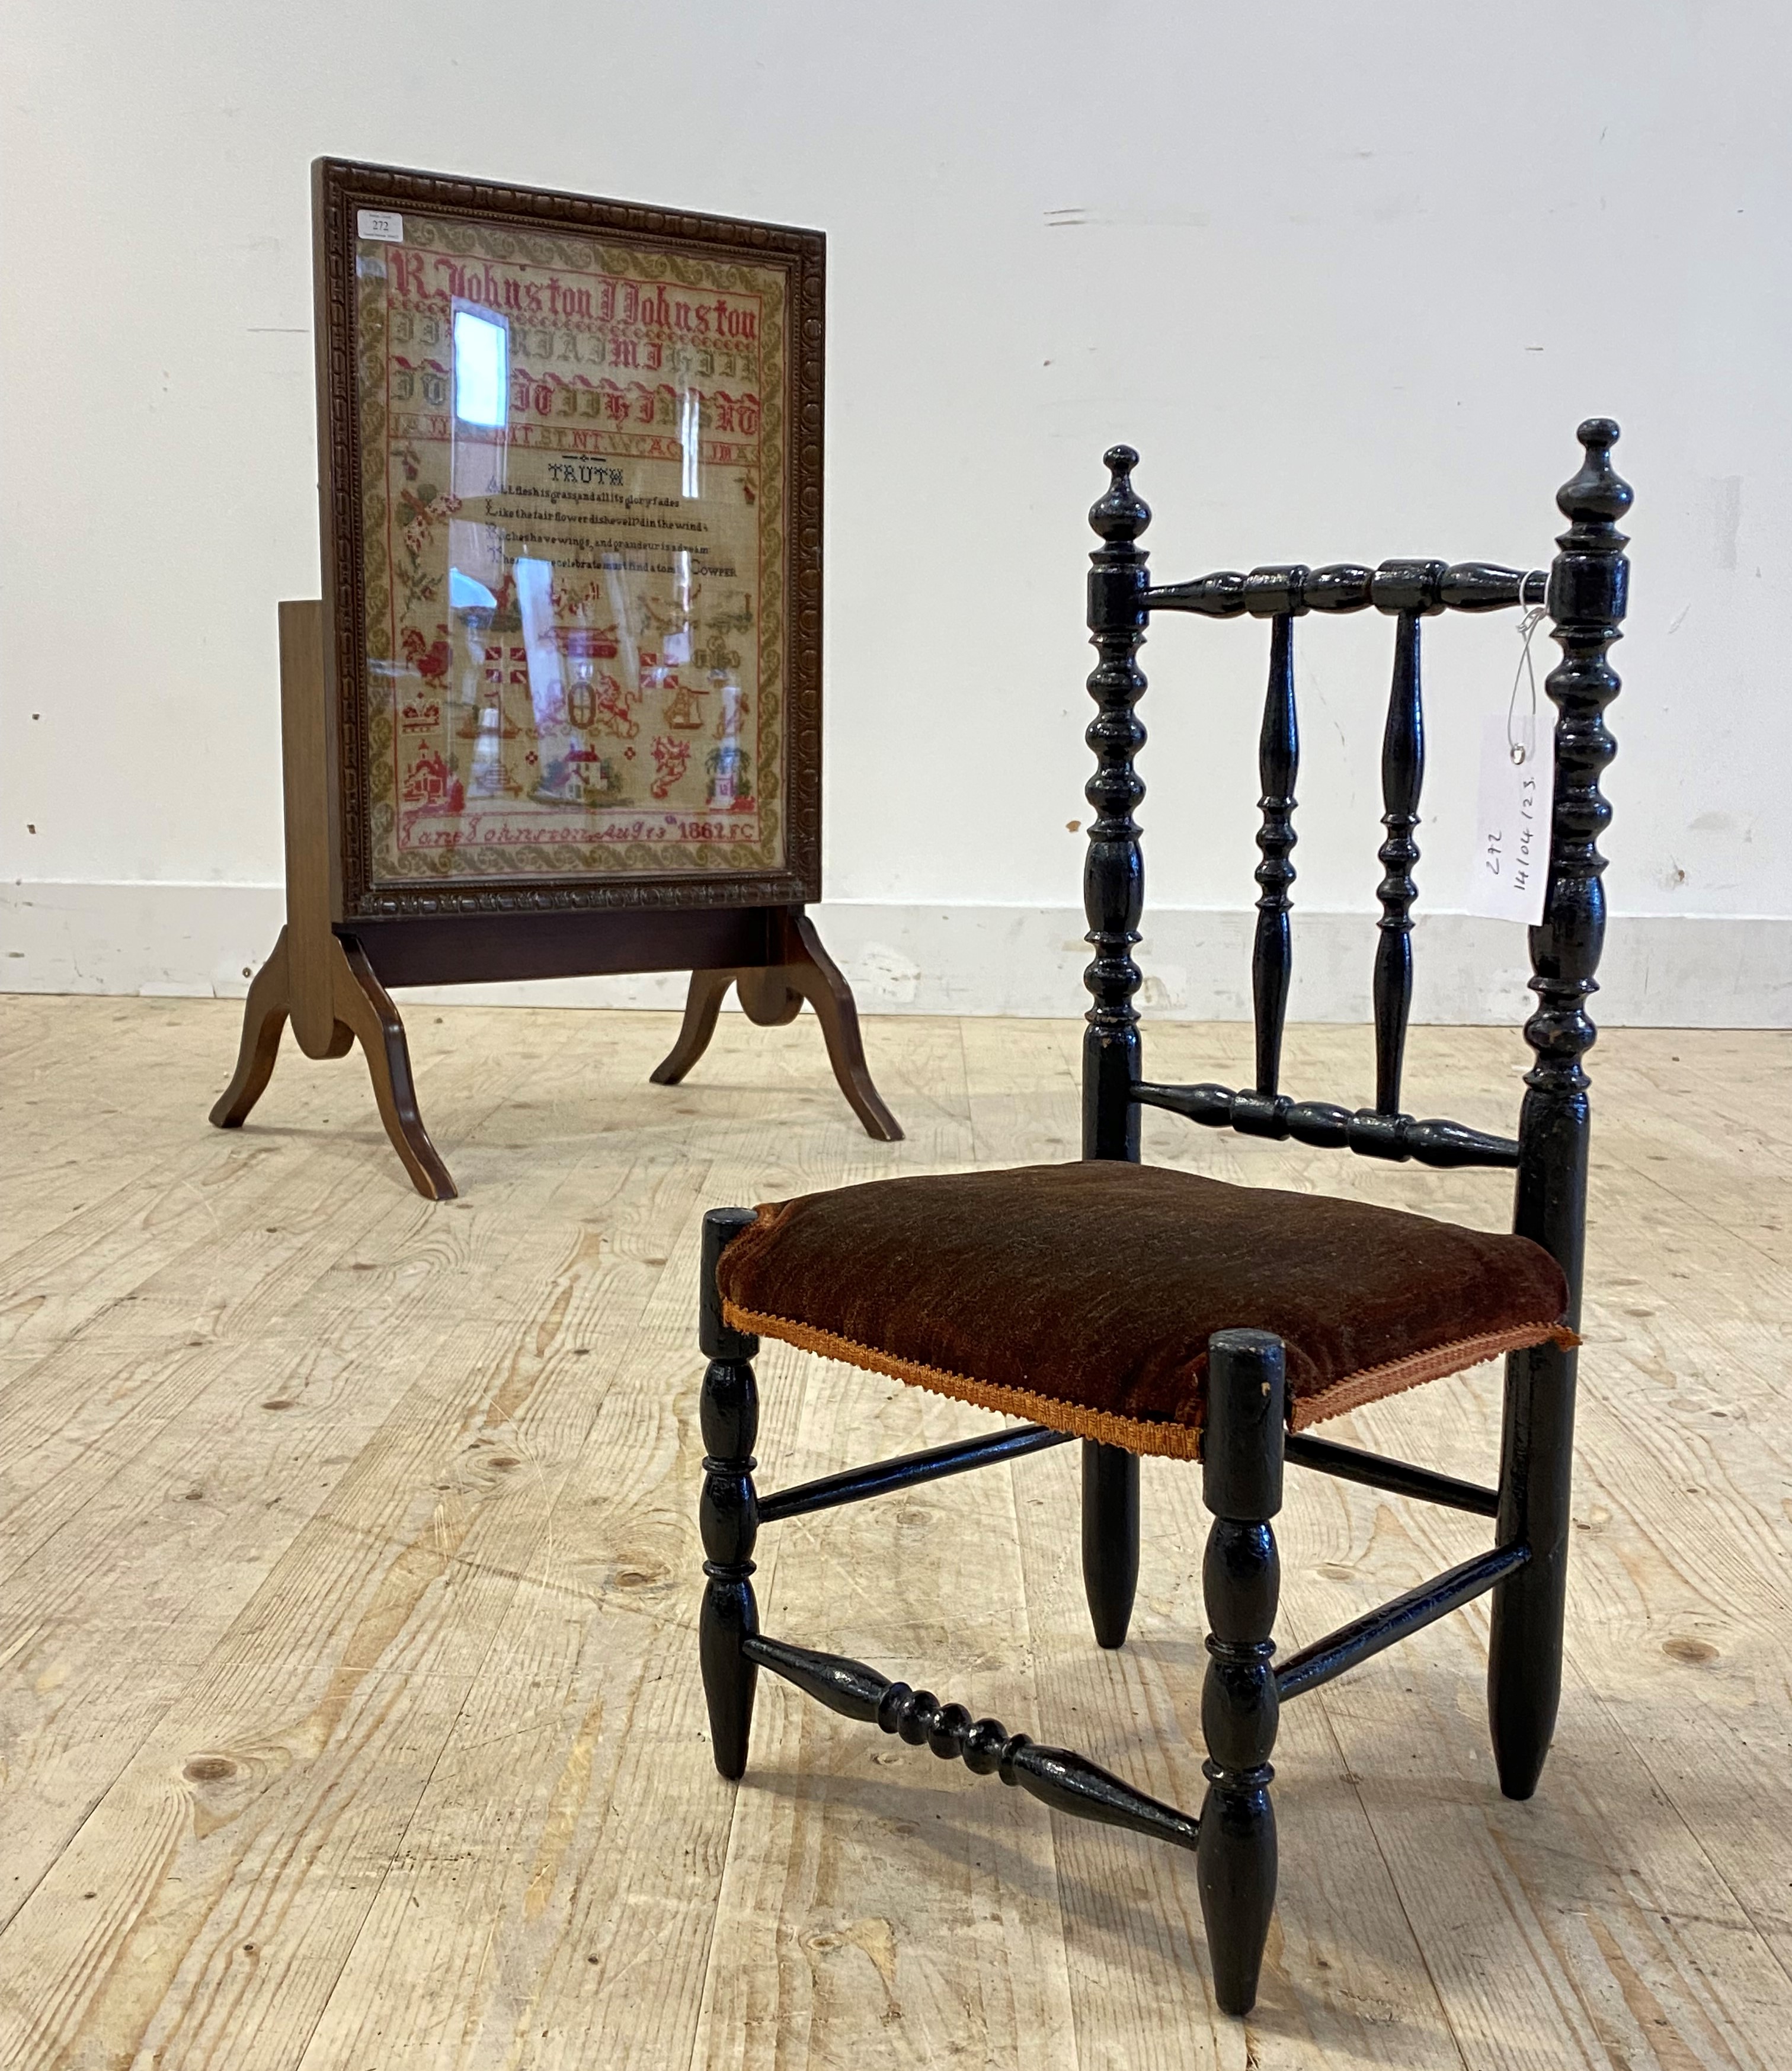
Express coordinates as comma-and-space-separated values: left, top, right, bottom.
369, 212, 779, 880
452, 308, 507, 428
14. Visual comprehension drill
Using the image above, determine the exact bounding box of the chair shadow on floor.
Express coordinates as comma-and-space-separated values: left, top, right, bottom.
738, 1754, 1479, 2047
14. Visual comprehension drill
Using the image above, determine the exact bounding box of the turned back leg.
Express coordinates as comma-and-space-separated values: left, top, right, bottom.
1488, 1338, 1578, 1798
1081, 1439, 1140, 1649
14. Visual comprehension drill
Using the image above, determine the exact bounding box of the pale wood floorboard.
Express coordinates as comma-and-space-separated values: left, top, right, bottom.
1, 996, 1787, 2067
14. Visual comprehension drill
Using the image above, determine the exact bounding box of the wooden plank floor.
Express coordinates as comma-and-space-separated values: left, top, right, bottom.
1, 995, 1788, 2068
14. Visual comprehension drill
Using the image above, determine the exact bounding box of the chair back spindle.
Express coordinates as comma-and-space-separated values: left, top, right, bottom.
1251, 609, 1300, 1099
1372, 606, 1426, 1115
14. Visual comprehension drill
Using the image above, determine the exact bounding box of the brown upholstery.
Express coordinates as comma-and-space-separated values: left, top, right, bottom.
717, 1161, 1573, 1459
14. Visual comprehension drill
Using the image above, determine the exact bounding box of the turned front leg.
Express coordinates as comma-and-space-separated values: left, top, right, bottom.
698, 1206, 761, 1780
1197, 1327, 1285, 2017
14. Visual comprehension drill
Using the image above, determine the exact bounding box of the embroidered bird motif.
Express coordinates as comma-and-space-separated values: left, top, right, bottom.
401, 623, 453, 691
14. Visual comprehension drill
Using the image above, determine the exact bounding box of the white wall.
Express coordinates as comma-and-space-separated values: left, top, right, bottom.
5, 1, 1790, 1023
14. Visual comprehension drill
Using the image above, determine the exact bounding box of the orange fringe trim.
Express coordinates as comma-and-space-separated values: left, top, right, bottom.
719, 1298, 1579, 1461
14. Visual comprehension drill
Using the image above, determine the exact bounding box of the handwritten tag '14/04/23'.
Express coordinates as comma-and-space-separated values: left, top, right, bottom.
1467, 712, 1553, 927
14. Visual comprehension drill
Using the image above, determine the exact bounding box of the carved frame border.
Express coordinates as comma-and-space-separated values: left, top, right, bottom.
313, 156, 824, 921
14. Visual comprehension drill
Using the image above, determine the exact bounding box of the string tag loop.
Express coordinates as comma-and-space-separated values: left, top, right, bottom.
1506, 578, 1549, 766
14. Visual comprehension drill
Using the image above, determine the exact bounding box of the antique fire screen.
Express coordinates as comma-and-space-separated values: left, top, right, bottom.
212, 160, 898, 1196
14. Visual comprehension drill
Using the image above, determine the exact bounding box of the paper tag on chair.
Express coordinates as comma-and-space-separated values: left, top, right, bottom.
1467, 712, 1553, 926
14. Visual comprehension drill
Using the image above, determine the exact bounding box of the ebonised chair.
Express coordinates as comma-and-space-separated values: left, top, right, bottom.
693, 419, 1630, 2015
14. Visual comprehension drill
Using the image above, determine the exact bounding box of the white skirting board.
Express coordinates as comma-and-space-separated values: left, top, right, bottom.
2, 882, 1788, 1028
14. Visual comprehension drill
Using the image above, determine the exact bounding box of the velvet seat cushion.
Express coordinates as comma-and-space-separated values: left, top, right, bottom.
716, 1161, 1574, 1460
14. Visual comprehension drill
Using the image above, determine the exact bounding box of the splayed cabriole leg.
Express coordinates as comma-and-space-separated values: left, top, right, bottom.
209, 927, 295, 1128
1081, 1439, 1140, 1649
332, 934, 456, 1201
648, 917, 902, 1143
782, 914, 903, 1142
740, 1633, 1199, 1850
650, 969, 737, 1087
698, 1206, 763, 1781
1198, 1327, 1285, 2017
210, 924, 455, 1200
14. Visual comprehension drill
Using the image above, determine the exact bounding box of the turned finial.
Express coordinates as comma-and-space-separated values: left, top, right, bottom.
1557, 418, 1633, 532
1090, 444, 1151, 547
